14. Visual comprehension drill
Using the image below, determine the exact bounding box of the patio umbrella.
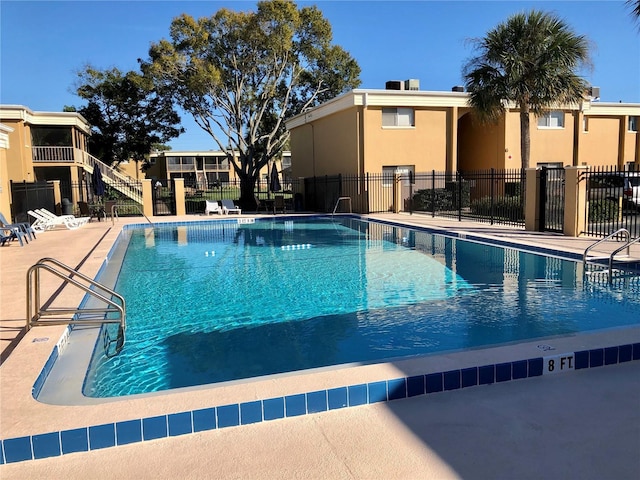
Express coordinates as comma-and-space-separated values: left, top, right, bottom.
92, 165, 106, 198
270, 163, 281, 193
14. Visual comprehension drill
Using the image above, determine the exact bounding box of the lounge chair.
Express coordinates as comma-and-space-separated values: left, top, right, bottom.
220, 199, 242, 215
38, 208, 90, 227
0, 212, 36, 241
204, 200, 223, 215
28, 209, 88, 230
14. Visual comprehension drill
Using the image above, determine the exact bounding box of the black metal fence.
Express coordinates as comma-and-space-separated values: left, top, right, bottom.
10, 181, 55, 223
60, 180, 143, 217
540, 167, 565, 233
583, 166, 640, 238
404, 169, 526, 226
304, 174, 393, 214
183, 178, 305, 214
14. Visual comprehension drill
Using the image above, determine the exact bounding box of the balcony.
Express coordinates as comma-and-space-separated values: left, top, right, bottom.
32, 146, 78, 163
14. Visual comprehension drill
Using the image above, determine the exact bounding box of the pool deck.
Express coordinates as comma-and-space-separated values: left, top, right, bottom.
1, 213, 639, 479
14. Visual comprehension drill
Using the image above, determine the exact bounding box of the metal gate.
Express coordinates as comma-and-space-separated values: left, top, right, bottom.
10, 181, 55, 223
539, 167, 565, 232
152, 179, 176, 216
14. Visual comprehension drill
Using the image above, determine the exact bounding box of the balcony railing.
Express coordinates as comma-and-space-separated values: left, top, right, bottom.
32, 146, 76, 163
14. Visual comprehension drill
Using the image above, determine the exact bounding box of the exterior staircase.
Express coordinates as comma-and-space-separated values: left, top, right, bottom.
77, 150, 143, 203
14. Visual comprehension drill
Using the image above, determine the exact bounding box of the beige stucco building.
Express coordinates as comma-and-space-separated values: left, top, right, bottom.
147, 150, 291, 189
286, 85, 640, 179
0, 105, 145, 221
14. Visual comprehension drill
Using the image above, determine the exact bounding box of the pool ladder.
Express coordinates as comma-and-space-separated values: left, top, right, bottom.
26, 257, 126, 357
332, 197, 352, 215
583, 228, 640, 283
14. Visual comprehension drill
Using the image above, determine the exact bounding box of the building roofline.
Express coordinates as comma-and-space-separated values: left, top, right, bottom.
286, 89, 640, 129
0, 104, 91, 135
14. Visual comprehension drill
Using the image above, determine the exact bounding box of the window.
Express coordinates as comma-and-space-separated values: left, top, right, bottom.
582, 116, 588, 132
629, 116, 638, 132
382, 165, 415, 187
537, 111, 564, 128
382, 108, 415, 127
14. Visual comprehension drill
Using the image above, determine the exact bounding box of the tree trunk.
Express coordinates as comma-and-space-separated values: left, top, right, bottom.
238, 173, 258, 211
520, 107, 531, 169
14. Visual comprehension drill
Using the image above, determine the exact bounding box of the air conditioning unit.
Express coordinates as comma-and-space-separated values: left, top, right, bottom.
588, 86, 600, 99
404, 79, 420, 91
452, 86, 465, 92
385, 80, 404, 90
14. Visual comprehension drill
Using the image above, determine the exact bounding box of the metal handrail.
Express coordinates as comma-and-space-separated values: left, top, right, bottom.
582, 228, 630, 264
609, 235, 640, 273
332, 196, 352, 215
26, 257, 126, 357
79, 149, 143, 202
582, 228, 640, 282
109, 203, 154, 228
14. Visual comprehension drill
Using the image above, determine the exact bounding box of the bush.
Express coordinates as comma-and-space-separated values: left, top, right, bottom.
589, 199, 619, 222
470, 196, 524, 221
411, 181, 470, 211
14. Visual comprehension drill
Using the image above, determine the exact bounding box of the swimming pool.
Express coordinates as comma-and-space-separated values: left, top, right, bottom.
73, 216, 640, 398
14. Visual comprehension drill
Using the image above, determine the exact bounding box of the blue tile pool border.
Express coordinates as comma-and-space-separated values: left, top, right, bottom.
5, 342, 639, 464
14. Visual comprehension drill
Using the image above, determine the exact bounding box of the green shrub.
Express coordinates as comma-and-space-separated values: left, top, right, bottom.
470, 196, 524, 221
411, 181, 470, 211
589, 199, 619, 222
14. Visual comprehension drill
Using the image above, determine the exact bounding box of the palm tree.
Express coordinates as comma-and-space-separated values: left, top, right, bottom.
463, 10, 591, 169
628, 0, 640, 23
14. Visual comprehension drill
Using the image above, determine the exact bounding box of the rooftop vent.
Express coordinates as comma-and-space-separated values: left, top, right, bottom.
385, 80, 404, 90
452, 86, 465, 92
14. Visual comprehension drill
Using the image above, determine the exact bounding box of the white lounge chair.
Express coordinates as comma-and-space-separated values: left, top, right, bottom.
220, 199, 242, 215
28, 209, 89, 230
205, 200, 223, 215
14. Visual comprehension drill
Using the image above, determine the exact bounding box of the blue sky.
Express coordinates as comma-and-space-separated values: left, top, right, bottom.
1, 1, 639, 151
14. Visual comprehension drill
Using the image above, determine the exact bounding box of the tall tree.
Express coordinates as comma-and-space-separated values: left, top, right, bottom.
74, 65, 184, 167
463, 10, 591, 169
140, 0, 360, 207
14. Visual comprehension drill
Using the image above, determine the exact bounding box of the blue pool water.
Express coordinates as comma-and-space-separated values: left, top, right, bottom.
83, 217, 640, 397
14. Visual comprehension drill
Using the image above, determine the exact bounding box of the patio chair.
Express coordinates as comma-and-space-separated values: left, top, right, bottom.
0, 225, 27, 246
205, 200, 223, 215
274, 195, 286, 214
220, 199, 242, 215
0, 212, 36, 241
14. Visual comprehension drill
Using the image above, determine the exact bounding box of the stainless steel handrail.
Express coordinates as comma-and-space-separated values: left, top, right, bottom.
109, 203, 154, 228
26, 257, 126, 356
582, 228, 640, 282
332, 196, 352, 215
582, 228, 630, 264
609, 235, 640, 275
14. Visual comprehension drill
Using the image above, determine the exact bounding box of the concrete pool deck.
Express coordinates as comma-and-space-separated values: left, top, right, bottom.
1, 213, 639, 479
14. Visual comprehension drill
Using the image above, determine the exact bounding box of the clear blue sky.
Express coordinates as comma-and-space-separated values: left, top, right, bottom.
2, 1, 639, 151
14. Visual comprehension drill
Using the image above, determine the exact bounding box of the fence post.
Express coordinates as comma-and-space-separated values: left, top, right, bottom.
563, 166, 588, 237
51, 180, 62, 215
142, 179, 153, 217
392, 173, 401, 213
524, 168, 541, 231
173, 178, 186, 216
490, 168, 495, 225
457, 171, 462, 221
408, 170, 413, 215
431, 170, 436, 217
